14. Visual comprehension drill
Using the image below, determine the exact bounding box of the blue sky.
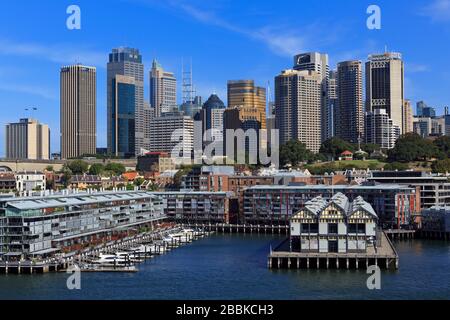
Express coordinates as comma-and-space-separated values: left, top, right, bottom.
0, 0, 450, 155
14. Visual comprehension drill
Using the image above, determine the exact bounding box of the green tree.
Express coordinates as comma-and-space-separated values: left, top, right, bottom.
360, 143, 379, 155
319, 138, 355, 160
431, 158, 450, 174
104, 163, 126, 176
89, 163, 105, 176
383, 162, 409, 171
280, 140, 315, 167
387, 133, 438, 162
134, 177, 145, 186
67, 160, 89, 175
433, 136, 450, 158
45, 165, 54, 172
60, 167, 72, 188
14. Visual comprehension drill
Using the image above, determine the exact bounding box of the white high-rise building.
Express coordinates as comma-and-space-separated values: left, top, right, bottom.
150, 59, 177, 117
365, 109, 400, 150
149, 112, 193, 163
366, 52, 405, 135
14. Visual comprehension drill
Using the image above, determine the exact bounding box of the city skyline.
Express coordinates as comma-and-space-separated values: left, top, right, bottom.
1, 0, 450, 155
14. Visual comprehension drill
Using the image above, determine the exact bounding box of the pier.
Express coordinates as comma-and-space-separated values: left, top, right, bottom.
0, 226, 207, 274
385, 229, 416, 240
268, 231, 399, 270
182, 223, 289, 235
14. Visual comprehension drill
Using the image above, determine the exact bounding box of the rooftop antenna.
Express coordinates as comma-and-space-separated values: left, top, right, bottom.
267, 80, 273, 115
182, 57, 195, 104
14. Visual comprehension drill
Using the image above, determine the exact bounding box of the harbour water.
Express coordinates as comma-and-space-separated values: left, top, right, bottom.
0, 234, 449, 300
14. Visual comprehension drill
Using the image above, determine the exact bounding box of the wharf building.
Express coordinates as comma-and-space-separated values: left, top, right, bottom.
154, 191, 232, 225
368, 171, 450, 209
420, 206, 450, 239
290, 193, 378, 253
0, 190, 165, 261
243, 184, 418, 228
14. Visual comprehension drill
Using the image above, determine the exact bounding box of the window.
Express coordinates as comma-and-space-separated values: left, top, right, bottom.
348, 224, 366, 233
328, 223, 338, 234
301, 223, 318, 233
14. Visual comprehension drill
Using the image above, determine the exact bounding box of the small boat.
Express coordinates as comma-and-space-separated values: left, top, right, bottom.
91, 254, 127, 266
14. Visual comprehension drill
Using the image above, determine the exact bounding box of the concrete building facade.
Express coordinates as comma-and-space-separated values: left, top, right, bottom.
149, 59, 177, 117
365, 52, 405, 135
5, 118, 50, 160
275, 69, 322, 153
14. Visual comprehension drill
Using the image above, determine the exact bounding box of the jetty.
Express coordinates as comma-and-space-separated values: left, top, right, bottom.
268, 231, 399, 270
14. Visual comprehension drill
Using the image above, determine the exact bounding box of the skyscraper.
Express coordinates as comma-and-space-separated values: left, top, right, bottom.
107, 47, 144, 157
223, 106, 262, 162
60, 64, 96, 159
293, 52, 330, 141
227, 80, 266, 129
336, 60, 364, 144
275, 69, 322, 153
150, 59, 177, 117
365, 109, 400, 150
5, 118, 50, 160
416, 101, 427, 117
366, 52, 405, 134
203, 94, 225, 131
328, 70, 338, 137
111, 75, 136, 158
149, 111, 194, 163
403, 100, 414, 133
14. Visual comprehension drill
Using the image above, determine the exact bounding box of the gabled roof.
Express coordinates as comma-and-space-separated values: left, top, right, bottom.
304, 196, 328, 216
329, 192, 350, 213
349, 196, 378, 218
292, 194, 378, 220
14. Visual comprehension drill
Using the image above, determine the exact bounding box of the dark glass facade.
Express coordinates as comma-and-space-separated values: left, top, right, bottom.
112, 81, 136, 158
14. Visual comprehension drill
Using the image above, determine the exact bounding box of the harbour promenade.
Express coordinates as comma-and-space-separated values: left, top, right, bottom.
0, 224, 206, 274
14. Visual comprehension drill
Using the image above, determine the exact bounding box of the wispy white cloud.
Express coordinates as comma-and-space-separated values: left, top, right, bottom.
0, 83, 58, 101
406, 63, 430, 73
0, 38, 105, 67
129, 0, 331, 57
420, 0, 450, 22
